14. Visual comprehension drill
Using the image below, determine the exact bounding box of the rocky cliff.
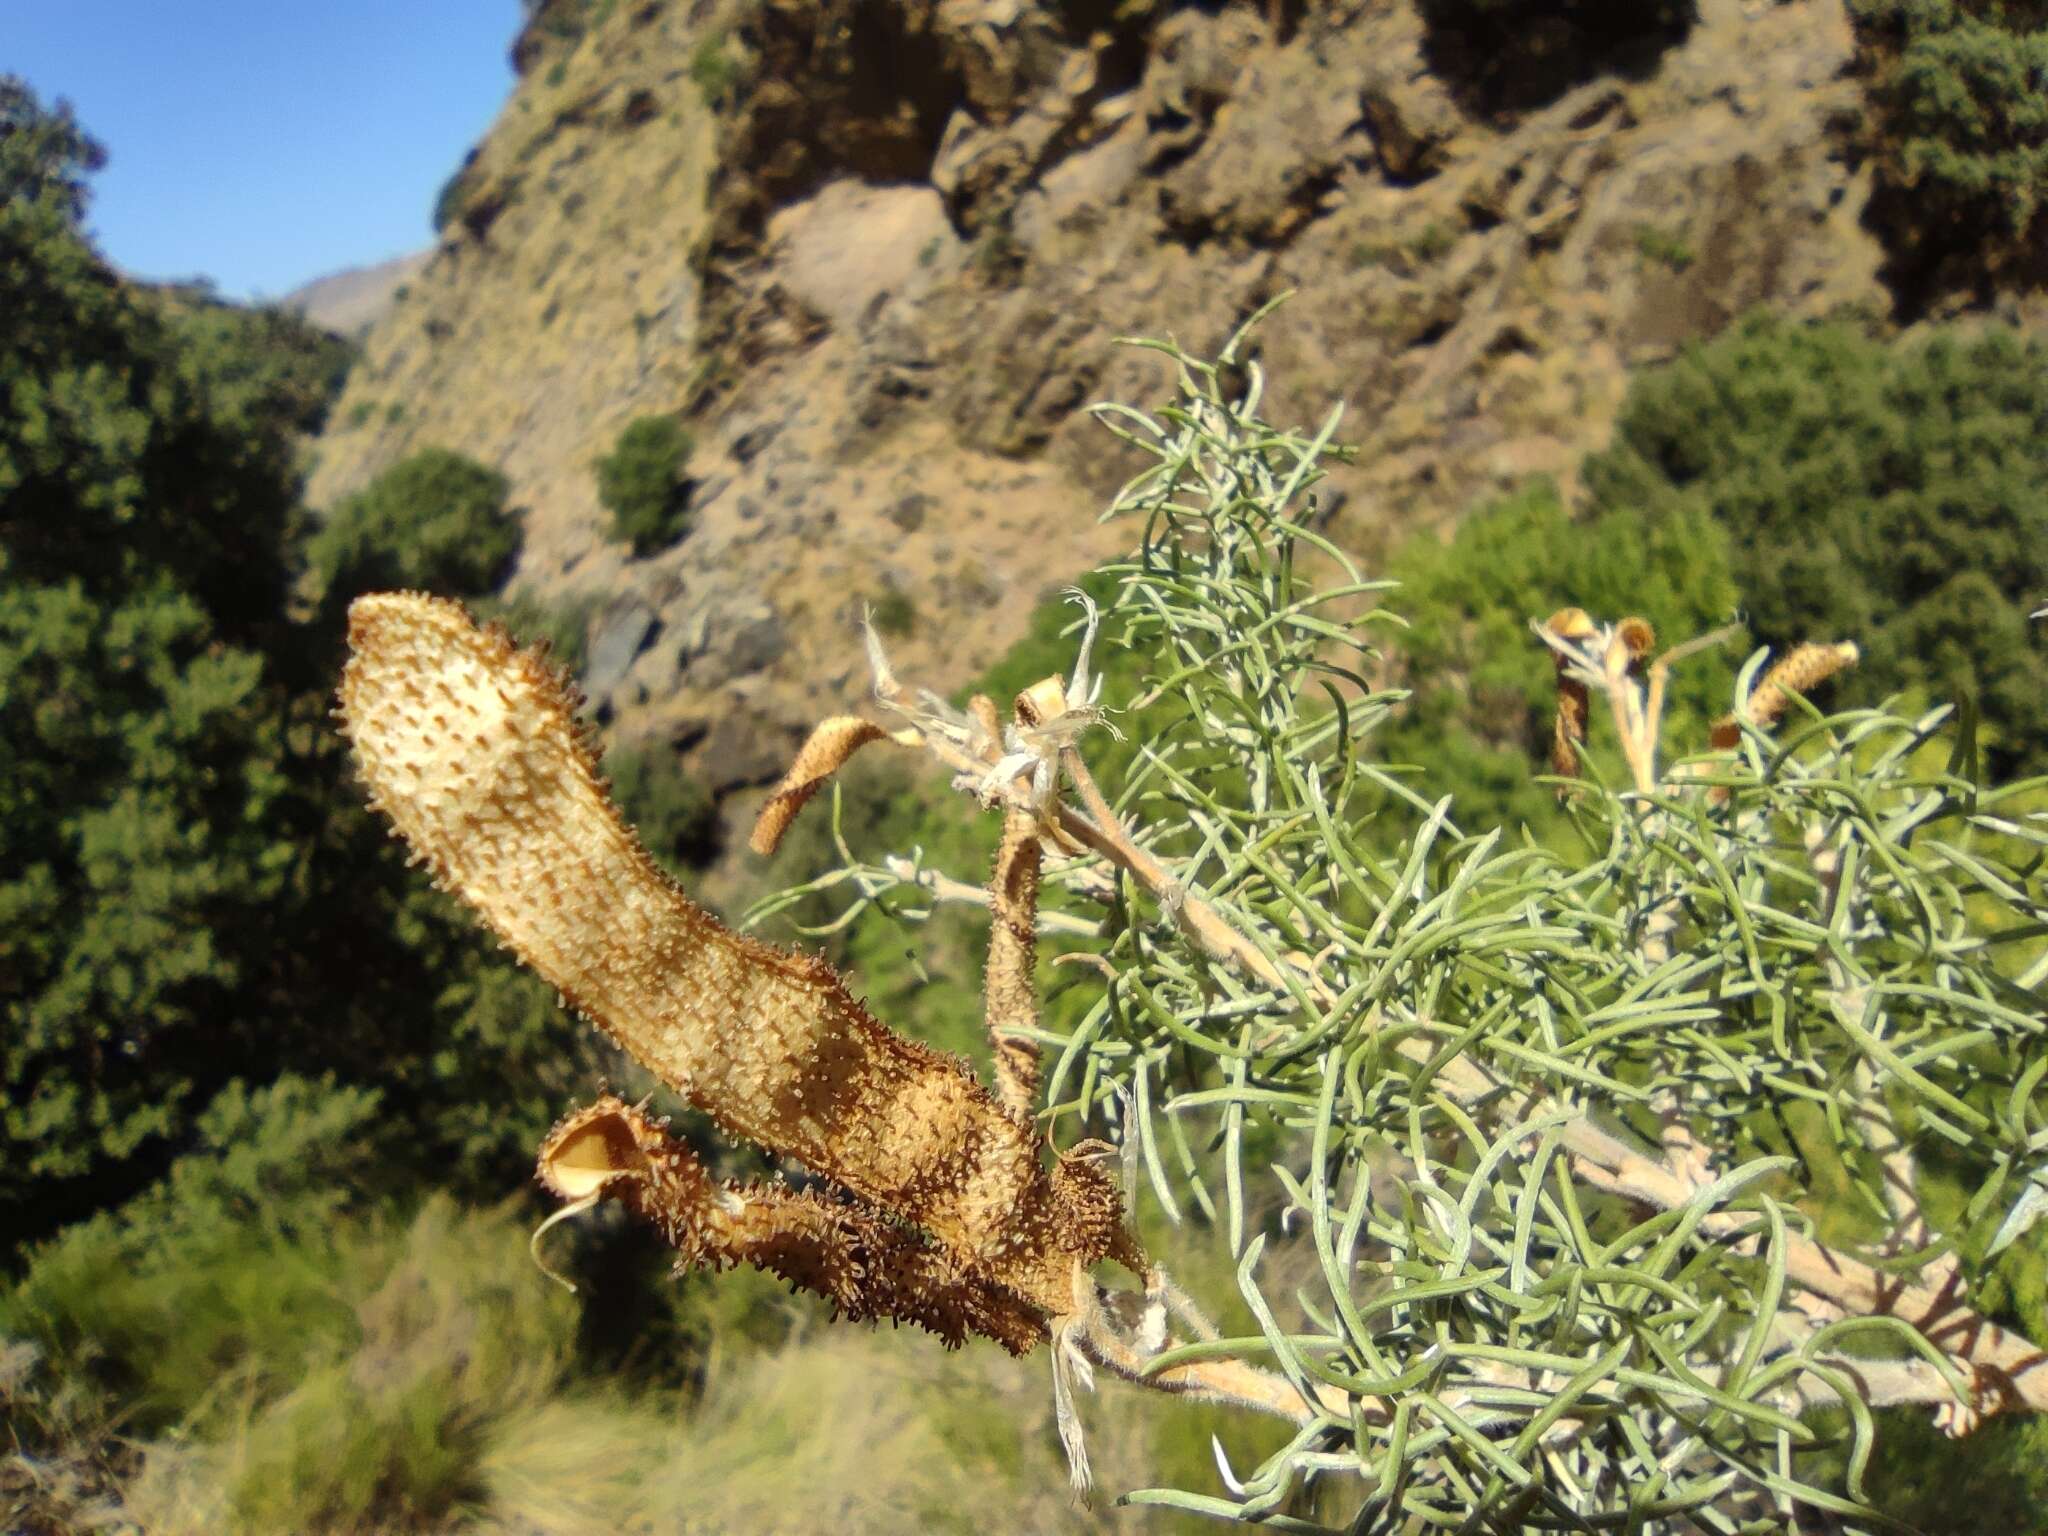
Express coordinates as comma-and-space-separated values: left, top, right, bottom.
307, 0, 1891, 791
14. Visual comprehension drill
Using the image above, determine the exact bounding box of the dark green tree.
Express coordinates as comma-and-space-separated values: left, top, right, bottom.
306, 448, 519, 623
0, 80, 308, 1231
0, 78, 104, 218
0, 81, 604, 1246
165, 297, 358, 440
1584, 312, 2048, 777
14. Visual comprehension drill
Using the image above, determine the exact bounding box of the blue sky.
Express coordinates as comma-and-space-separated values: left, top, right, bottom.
11, 1, 521, 299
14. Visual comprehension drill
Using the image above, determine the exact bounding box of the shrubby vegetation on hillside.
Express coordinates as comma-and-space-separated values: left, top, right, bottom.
596, 412, 696, 556
1379, 481, 1739, 843
1, 87, 320, 1229
1586, 311, 2048, 777
306, 447, 520, 623
1391, 310, 2048, 826
1851, 0, 2048, 293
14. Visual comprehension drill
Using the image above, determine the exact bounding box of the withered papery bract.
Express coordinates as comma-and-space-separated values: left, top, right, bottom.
339, 593, 1127, 1339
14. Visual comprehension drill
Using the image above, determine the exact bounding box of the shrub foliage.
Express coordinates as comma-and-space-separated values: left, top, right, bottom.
1585, 311, 2048, 779
595, 414, 695, 556
1851, 0, 2048, 293
0, 81, 700, 1246
1381, 480, 1739, 842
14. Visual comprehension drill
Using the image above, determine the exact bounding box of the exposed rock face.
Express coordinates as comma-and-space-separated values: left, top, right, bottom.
308, 0, 1889, 787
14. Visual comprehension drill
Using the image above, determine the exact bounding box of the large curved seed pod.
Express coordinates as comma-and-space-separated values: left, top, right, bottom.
338, 592, 1121, 1318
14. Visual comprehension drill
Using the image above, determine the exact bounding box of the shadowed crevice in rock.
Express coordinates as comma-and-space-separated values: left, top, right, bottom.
1417, 0, 1699, 119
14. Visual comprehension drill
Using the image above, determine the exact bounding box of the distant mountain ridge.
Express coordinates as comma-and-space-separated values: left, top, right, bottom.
281, 250, 428, 338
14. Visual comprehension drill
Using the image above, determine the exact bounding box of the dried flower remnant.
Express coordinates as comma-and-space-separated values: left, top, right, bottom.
1546, 606, 1597, 786
338, 592, 1135, 1346
747, 715, 914, 857
984, 806, 1044, 1117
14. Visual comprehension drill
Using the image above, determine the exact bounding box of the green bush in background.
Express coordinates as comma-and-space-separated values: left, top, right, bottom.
430, 154, 480, 237
1585, 310, 2048, 777
163, 298, 357, 441
1851, 0, 2048, 290
596, 414, 695, 556
482, 585, 596, 673
307, 448, 519, 620
1379, 480, 1739, 843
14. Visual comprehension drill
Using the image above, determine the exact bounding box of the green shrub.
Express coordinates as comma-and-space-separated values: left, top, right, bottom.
0, 1076, 393, 1432
0, 76, 104, 219
595, 414, 694, 556
431, 158, 480, 236
1, 82, 318, 1229
1633, 221, 1696, 271
308, 448, 519, 616
1585, 311, 2048, 776
605, 744, 718, 872
1408, 220, 1456, 261
481, 586, 596, 674
165, 298, 357, 438
688, 32, 738, 104
1851, 0, 2048, 288
0, 83, 603, 1246
868, 587, 918, 637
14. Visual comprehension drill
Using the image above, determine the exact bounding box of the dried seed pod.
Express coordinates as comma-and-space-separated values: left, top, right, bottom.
540, 1096, 1045, 1353
340, 592, 1126, 1323
1546, 608, 1597, 788
1616, 616, 1657, 665
749, 715, 909, 856
986, 808, 1044, 1117
1015, 675, 1068, 728
968, 692, 1003, 749
1710, 642, 1860, 750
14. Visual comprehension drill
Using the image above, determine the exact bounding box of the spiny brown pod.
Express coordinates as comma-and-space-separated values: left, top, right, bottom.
339, 592, 1133, 1328
539, 1096, 1046, 1354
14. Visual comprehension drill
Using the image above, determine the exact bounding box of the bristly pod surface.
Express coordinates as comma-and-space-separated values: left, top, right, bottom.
338, 591, 1138, 1345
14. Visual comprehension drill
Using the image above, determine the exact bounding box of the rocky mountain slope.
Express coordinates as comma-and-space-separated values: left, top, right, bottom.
282, 250, 428, 338
307, 0, 1894, 791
